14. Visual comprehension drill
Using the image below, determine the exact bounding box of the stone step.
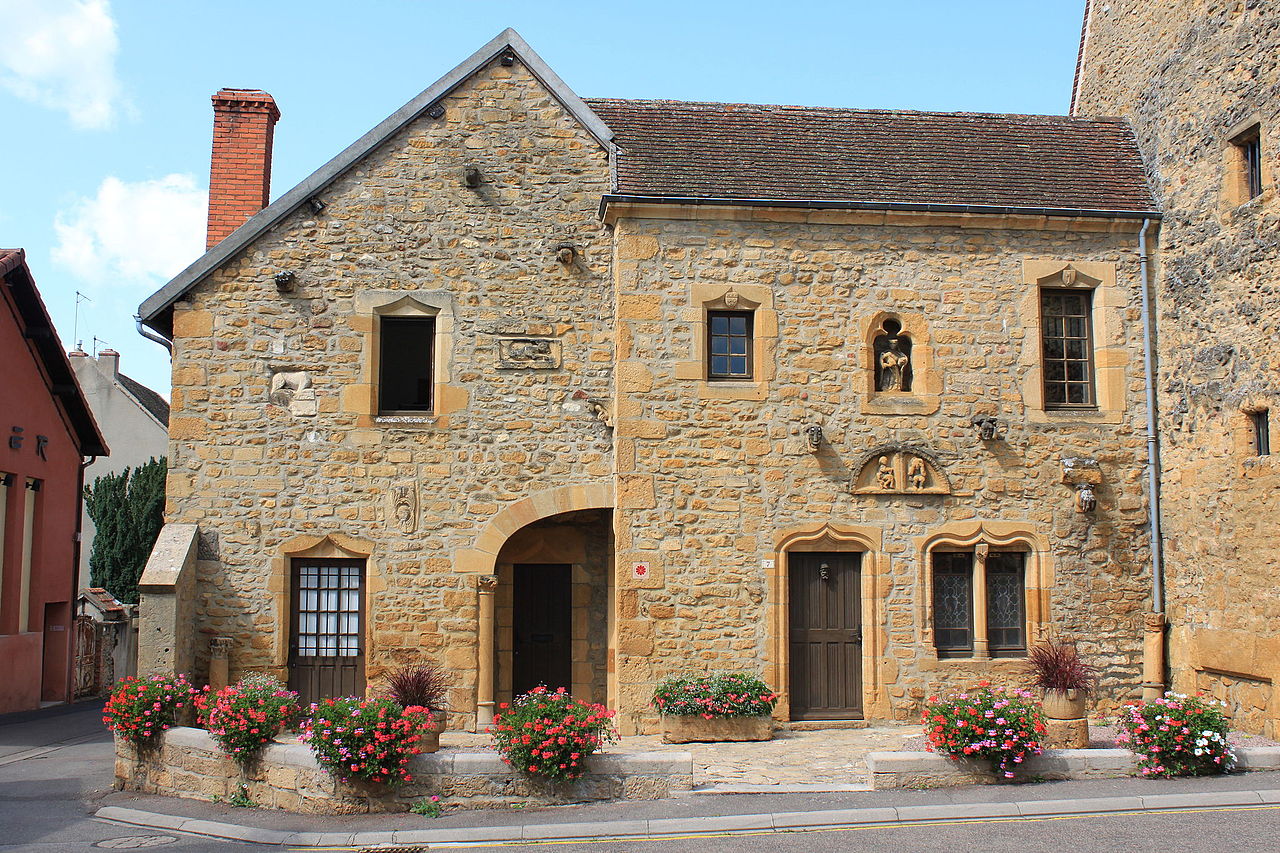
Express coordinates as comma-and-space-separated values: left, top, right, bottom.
780, 720, 870, 731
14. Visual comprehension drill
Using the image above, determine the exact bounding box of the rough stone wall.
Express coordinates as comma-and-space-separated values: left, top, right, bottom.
163, 57, 614, 725
1075, 0, 1280, 737
611, 212, 1154, 732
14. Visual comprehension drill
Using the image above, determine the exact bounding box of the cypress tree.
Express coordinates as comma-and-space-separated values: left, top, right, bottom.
85, 457, 167, 604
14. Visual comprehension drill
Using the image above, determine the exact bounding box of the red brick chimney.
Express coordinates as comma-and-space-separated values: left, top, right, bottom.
207, 88, 280, 249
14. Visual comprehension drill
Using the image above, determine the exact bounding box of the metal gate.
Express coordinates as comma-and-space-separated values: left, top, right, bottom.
74, 615, 101, 698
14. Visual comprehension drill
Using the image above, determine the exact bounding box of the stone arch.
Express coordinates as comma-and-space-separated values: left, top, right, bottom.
851, 443, 952, 494
915, 521, 1054, 657
770, 523, 888, 720
267, 532, 379, 674
458, 482, 615, 575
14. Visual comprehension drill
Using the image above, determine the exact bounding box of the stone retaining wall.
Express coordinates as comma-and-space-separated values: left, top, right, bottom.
867, 747, 1280, 789
115, 727, 693, 814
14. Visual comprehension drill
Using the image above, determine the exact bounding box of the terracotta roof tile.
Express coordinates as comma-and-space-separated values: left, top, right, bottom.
585, 99, 1157, 213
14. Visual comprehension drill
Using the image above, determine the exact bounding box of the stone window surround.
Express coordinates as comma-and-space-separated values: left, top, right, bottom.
1223, 116, 1270, 210
674, 283, 777, 401
1019, 259, 1128, 424
265, 533, 384, 686
1237, 396, 1277, 464
916, 522, 1053, 665
769, 523, 887, 722
345, 291, 468, 428
860, 311, 941, 416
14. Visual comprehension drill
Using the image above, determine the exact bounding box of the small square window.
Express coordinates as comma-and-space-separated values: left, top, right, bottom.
1252, 409, 1270, 456
1231, 126, 1263, 202
707, 310, 753, 380
378, 316, 434, 412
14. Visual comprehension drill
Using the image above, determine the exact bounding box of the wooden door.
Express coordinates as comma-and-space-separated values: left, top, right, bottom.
788, 552, 863, 719
288, 559, 365, 707
513, 564, 571, 696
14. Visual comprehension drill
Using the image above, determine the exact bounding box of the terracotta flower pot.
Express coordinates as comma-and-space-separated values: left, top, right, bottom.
661, 715, 773, 744
1041, 688, 1087, 720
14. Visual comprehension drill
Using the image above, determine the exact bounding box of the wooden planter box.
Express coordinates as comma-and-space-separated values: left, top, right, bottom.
661, 715, 773, 744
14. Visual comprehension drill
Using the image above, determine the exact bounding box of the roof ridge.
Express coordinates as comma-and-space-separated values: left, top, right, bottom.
585, 97, 1130, 124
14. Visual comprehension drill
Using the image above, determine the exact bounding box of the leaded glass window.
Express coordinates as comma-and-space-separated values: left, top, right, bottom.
708, 311, 753, 379
1041, 289, 1095, 407
986, 552, 1026, 656
933, 552, 973, 657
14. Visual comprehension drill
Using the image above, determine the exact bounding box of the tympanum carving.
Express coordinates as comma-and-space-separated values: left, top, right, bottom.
853, 446, 950, 495
497, 338, 562, 369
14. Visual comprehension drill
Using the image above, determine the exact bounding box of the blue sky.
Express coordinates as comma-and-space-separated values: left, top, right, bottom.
0, 0, 1085, 398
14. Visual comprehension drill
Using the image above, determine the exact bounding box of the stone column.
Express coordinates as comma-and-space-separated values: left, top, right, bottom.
208, 637, 233, 691
1142, 612, 1166, 701
475, 575, 499, 731
972, 544, 991, 661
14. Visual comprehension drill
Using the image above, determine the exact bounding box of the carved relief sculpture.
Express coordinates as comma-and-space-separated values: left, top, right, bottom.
497, 338, 562, 369
268, 370, 316, 417
908, 456, 927, 490
853, 447, 951, 495
876, 456, 896, 490
388, 484, 418, 534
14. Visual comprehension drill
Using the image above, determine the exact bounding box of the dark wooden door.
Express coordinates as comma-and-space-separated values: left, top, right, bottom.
788, 552, 863, 719
513, 564, 572, 696
288, 559, 366, 707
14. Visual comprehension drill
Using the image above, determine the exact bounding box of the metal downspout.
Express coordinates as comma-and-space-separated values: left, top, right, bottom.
134, 315, 173, 353
1138, 218, 1167, 699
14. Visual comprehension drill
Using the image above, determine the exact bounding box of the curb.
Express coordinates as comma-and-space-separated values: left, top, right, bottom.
96, 788, 1280, 847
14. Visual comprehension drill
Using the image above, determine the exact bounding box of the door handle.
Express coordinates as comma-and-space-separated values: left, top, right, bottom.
850, 628, 862, 643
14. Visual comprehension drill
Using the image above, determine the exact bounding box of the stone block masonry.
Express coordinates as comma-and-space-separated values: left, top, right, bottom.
115, 727, 693, 813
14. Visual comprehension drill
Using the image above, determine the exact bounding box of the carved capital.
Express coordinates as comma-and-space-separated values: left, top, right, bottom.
1144, 612, 1166, 632
210, 636, 234, 659
477, 575, 499, 593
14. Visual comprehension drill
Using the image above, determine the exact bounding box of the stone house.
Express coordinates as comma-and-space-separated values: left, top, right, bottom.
137, 30, 1162, 734
70, 348, 170, 591
1074, 0, 1280, 738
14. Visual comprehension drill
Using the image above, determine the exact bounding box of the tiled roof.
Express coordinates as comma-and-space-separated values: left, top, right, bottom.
118, 373, 170, 427
82, 587, 126, 615
586, 99, 1158, 213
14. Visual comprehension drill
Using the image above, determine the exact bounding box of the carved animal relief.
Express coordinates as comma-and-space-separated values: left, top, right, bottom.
853, 448, 950, 495
268, 369, 316, 417
497, 338, 562, 369
388, 484, 418, 534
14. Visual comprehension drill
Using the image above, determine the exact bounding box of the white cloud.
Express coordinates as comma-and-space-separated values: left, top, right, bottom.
53, 174, 207, 286
0, 0, 125, 129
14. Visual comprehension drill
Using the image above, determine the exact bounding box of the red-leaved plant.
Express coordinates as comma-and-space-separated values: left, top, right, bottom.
491, 686, 617, 782
383, 664, 450, 714
1024, 639, 1097, 693
103, 673, 195, 745
195, 674, 299, 764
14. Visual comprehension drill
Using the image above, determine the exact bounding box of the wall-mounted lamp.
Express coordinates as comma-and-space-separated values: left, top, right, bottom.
307, 197, 326, 215
803, 423, 824, 452
426, 103, 445, 120
464, 166, 482, 189
499, 51, 516, 67
970, 415, 1007, 441
274, 270, 296, 292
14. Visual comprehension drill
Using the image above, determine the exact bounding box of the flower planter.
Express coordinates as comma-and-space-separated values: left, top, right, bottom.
661, 715, 773, 744
1042, 688, 1089, 749
427, 709, 449, 735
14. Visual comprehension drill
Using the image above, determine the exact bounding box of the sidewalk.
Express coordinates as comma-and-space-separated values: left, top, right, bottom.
96, 770, 1280, 847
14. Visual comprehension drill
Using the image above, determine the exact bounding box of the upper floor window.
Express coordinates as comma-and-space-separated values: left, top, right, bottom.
378, 316, 434, 412
1040, 288, 1095, 408
707, 310, 752, 380
1234, 126, 1263, 201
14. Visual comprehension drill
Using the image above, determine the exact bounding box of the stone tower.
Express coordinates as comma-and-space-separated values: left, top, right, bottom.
1074, 0, 1280, 737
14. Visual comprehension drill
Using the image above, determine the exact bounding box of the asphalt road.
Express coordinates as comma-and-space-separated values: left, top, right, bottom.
0, 701, 255, 853
430, 805, 1280, 853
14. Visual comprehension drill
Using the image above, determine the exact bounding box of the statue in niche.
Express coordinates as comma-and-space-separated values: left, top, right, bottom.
873, 319, 913, 392
908, 456, 927, 490
876, 456, 896, 490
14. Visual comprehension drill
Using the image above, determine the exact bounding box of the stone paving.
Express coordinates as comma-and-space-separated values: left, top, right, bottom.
440, 724, 920, 789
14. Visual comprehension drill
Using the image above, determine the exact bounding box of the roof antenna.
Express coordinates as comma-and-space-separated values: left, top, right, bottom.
73, 291, 91, 349
92, 336, 109, 357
